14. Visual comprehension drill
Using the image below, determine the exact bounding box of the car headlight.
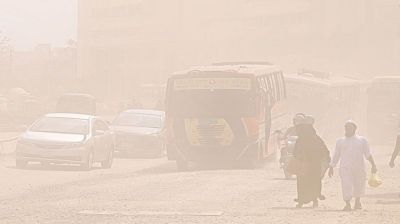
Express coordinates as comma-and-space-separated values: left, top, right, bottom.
150, 133, 162, 137
64, 142, 86, 149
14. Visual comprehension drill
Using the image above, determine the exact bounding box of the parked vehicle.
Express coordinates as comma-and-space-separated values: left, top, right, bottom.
280, 135, 297, 179
367, 76, 400, 144
111, 109, 165, 157
284, 70, 361, 142
15, 113, 114, 170
56, 93, 96, 115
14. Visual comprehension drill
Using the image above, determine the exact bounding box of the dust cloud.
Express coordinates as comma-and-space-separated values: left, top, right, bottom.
0, 1, 399, 223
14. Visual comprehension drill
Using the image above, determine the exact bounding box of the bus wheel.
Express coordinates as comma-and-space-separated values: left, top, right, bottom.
176, 159, 188, 171
284, 169, 293, 179
239, 146, 260, 169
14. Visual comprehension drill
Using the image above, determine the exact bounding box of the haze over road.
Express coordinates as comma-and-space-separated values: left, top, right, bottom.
0, 145, 399, 224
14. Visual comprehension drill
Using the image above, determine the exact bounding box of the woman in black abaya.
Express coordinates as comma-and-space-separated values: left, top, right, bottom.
294, 122, 330, 208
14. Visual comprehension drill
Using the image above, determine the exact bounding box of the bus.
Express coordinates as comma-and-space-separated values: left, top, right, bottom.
367, 76, 400, 144
165, 62, 288, 170
284, 70, 361, 142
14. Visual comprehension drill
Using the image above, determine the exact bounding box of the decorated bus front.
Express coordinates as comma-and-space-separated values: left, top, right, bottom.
165, 72, 262, 166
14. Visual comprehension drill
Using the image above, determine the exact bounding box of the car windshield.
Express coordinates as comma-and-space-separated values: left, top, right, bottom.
113, 113, 162, 128
30, 117, 89, 135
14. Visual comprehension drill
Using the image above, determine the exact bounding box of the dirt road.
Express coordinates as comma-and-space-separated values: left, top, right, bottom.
0, 145, 399, 224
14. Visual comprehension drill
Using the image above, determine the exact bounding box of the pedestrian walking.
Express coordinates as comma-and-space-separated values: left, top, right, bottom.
293, 115, 330, 208
389, 134, 400, 168
328, 120, 378, 211
389, 133, 400, 197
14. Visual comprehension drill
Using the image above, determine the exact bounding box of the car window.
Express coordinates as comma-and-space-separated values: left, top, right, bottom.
113, 113, 162, 128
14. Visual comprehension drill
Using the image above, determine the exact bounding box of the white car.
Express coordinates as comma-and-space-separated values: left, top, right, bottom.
16, 113, 114, 170
112, 110, 165, 158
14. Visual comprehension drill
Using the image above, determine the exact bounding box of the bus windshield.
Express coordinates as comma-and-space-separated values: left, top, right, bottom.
168, 76, 256, 117
169, 89, 256, 117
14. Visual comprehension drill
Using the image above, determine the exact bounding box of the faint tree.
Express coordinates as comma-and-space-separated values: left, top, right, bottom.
0, 31, 11, 57
0, 31, 12, 88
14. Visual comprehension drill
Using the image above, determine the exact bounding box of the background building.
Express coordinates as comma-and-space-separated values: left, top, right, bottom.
78, 0, 400, 99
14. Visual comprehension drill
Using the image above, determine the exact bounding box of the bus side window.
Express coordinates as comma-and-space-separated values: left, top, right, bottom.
264, 75, 275, 106
271, 73, 278, 101
257, 77, 266, 93
271, 72, 280, 101
257, 77, 267, 114
263, 76, 271, 103
275, 72, 282, 101
278, 72, 286, 99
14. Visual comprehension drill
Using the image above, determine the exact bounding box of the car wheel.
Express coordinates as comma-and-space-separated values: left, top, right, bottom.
101, 149, 114, 169
16, 159, 27, 169
238, 147, 259, 169
82, 151, 94, 171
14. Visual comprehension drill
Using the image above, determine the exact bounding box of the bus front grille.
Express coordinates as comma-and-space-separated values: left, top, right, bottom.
184, 118, 234, 146
197, 124, 225, 145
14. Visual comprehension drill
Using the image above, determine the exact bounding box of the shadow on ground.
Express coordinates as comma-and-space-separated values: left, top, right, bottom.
376, 200, 400, 205
365, 193, 400, 199
365, 193, 400, 205
7, 163, 103, 172
271, 206, 314, 210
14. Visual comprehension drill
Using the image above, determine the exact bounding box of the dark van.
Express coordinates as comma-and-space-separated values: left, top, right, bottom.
56, 93, 96, 115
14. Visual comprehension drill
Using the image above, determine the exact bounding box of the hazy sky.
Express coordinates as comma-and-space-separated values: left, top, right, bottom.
0, 0, 77, 50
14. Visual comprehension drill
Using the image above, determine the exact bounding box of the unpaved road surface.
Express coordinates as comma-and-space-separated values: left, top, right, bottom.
0, 145, 399, 224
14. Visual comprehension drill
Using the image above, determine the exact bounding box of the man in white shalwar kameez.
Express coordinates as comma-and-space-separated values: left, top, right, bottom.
328, 121, 377, 211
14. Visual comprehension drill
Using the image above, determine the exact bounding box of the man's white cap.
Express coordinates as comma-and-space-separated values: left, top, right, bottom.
344, 120, 357, 129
